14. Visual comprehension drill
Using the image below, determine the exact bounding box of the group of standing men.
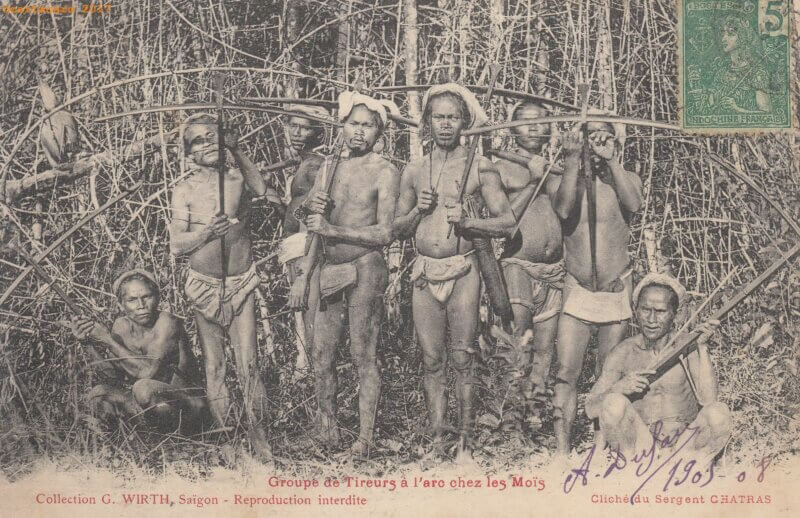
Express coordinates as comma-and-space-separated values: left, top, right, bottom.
71, 82, 731, 465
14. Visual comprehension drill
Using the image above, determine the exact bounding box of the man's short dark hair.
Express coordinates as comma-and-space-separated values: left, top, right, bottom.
422, 92, 471, 128
639, 283, 679, 313
511, 101, 547, 120
182, 113, 217, 155
115, 273, 160, 302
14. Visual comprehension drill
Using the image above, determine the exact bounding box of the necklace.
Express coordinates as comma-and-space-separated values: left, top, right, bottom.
428, 148, 449, 194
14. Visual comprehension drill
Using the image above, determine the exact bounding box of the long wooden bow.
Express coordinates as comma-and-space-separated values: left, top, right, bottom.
95, 103, 341, 127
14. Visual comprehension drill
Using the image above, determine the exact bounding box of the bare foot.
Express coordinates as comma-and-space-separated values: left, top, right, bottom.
349, 438, 371, 460
455, 434, 474, 465
247, 427, 273, 464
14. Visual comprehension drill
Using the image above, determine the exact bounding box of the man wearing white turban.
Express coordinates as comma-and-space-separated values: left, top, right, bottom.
393, 83, 515, 461
289, 92, 400, 459
585, 273, 732, 464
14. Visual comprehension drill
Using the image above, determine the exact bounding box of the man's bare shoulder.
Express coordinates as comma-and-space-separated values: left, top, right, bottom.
608, 334, 643, 361
404, 156, 427, 175
370, 154, 400, 176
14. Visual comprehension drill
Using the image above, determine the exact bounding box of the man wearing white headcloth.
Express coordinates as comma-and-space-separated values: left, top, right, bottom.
289, 91, 400, 458
393, 83, 515, 460
585, 273, 732, 463
279, 105, 328, 377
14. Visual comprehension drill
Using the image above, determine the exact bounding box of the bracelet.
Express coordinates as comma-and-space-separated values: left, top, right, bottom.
293, 204, 310, 222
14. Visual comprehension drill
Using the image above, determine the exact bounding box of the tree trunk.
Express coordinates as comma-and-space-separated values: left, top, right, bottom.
335, 1, 353, 84
403, 0, 422, 158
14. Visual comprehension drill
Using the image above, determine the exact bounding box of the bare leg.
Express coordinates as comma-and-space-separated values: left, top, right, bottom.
347, 253, 388, 456
447, 265, 481, 455
596, 320, 629, 377
312, 286, 346, 448
553, 314, 592, 455
131, 379, 206, 433
195, 311, 232, 429
228, 292, 272, 460
86, 384, 140, 424
412, 282, 447, 440
597, 392, 652, 459
289, 261, 320, 376
303, 264, 321, 370
686, 402, 732, 463
529, 315, 558, 394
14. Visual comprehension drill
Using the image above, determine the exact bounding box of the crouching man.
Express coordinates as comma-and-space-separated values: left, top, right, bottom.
585, 273, 732, 463
289, 92, 400, 458
71, 270, 207, 433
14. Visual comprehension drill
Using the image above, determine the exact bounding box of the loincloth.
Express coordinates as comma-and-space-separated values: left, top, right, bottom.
318, 250, 386, 305
501, 258, 565, 323
278, 232, 308, 266
561, 268, 633, 324
411, 253, 473, 305
184, 263, 260, 327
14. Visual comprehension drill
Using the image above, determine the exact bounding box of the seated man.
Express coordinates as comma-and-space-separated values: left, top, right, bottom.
585, 273, 732, 463
71, 269, 207, 433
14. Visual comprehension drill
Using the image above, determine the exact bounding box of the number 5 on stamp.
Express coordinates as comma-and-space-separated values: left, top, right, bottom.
679, 0, 793, 132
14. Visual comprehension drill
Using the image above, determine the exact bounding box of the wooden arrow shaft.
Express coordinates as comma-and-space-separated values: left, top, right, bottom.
648, 242, 800, 381
373, 84, 580, 111
462, 115, 681, 136
214, 74, 228, 294
447, 65, 501, 239
96, 103, 341, 127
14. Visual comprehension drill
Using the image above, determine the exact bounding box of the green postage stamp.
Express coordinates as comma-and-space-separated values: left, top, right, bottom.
680, 0, 793, 132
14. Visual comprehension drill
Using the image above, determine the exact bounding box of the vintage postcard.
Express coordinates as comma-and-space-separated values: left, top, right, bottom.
1, 0, 798, 517
679, 0, 793, 132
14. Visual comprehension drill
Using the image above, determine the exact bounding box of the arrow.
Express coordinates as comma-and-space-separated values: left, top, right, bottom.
462, 115, 682, 136
242, 97, 419, 128
447, 64, 501, 239
95, 103, 341, 127
373, 84, 580, 111
214, 74, 228, 298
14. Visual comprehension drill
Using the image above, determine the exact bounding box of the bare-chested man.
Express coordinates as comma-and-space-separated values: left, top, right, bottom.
169, 113, 271, 460
394, 84, 515, 459
289, 92, 400, 458
279, 106, 327, 375
586, 273, 732, 463
71, 270, 206, 433
551, 123, 643, 455
495, 102, 565, 429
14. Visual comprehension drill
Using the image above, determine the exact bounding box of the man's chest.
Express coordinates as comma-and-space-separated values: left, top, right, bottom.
420, 157, 480, 200
327, 171, 379, 215
186, 174, 245, 218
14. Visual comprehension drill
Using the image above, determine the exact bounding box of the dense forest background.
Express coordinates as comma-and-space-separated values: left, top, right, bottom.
0, 0, 798, 479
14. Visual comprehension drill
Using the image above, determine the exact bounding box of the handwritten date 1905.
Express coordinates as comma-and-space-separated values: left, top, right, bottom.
562, 420, 773, 504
